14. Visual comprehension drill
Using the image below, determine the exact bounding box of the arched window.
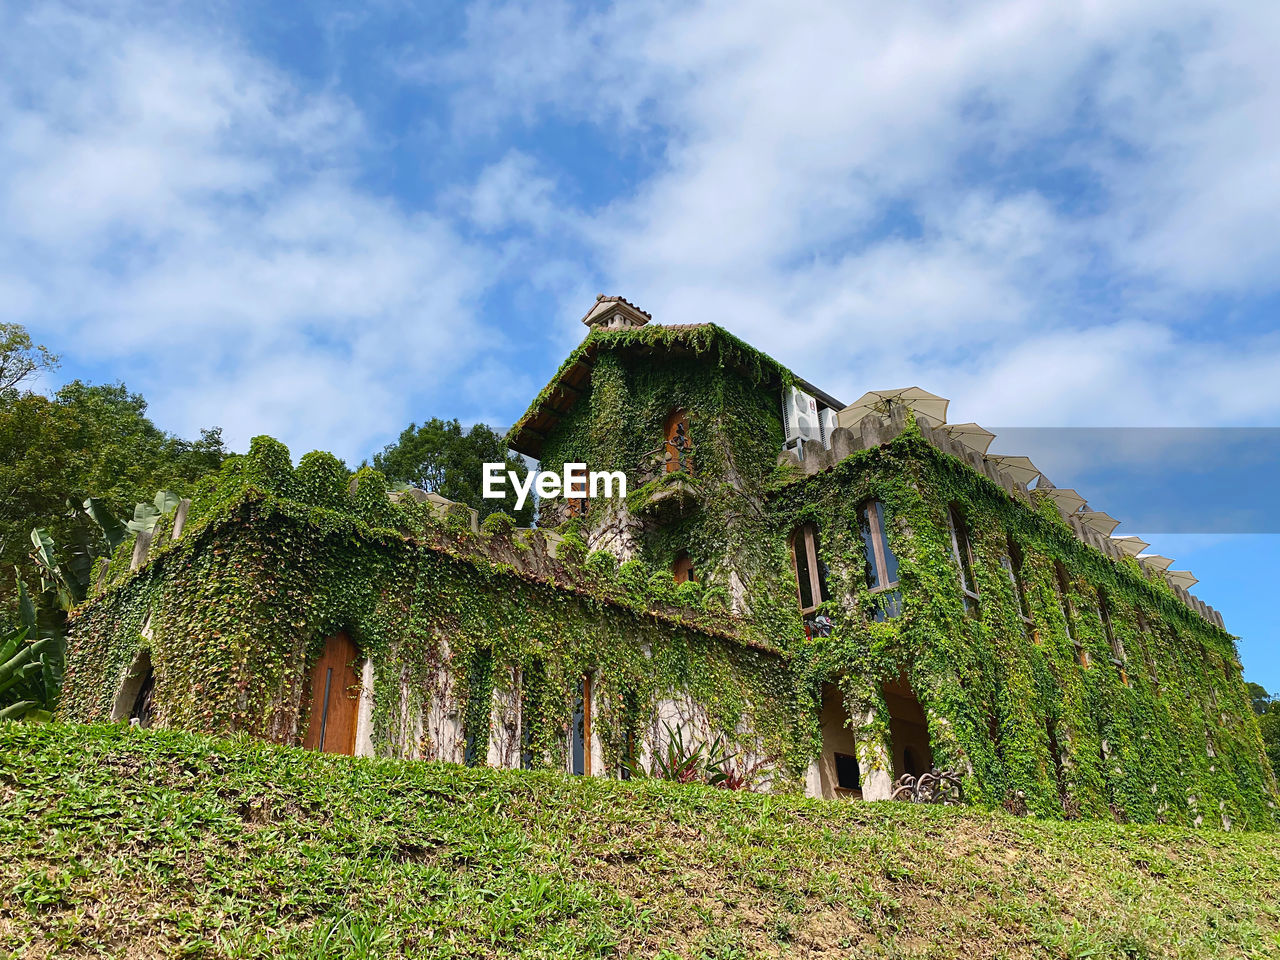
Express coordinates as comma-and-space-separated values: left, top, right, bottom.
859, 501, 901, 620
672, 551, 696, 584
791, 523, 829, 615
663, 410, 692, 474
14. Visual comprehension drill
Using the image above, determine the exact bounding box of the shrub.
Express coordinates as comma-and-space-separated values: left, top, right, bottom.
481, 511, 516, 538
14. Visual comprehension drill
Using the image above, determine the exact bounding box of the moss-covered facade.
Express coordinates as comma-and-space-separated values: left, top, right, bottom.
61, 304, 1278, 829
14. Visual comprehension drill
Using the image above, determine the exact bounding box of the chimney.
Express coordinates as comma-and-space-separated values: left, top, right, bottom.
580, 295, 651, 331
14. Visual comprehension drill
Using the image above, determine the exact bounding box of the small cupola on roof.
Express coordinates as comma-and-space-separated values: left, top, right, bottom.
581, 295, 651, 331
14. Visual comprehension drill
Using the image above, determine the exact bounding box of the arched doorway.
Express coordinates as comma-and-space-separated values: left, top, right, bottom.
817, 683, 862, 799
303, 633, 362, 755
883, 674, 933, 779
110, 648, 156, 728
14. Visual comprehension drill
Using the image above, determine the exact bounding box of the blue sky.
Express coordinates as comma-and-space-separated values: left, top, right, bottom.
2, 1, 1277, 689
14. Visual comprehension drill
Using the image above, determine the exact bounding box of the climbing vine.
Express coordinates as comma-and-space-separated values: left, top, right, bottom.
60, 323, 1278, 829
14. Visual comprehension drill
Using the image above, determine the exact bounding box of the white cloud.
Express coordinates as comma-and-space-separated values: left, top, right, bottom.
0, 3, 492, 462
421, 0, 1280, 427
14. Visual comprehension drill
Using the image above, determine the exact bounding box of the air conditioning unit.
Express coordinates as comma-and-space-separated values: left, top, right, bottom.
818, 407, 839, 447
781, 386, 822, 448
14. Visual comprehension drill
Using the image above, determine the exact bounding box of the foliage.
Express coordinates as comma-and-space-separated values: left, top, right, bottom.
1249, 682, 1273, 716
0, 322, 59, 395
0, 620, 59, 721
60, 436, 793, 781
372, 418, 533, 525
650, 721, 711, 784
0, 375, 225, 617
4, 723, 1280, 958
480, 510, 516, 538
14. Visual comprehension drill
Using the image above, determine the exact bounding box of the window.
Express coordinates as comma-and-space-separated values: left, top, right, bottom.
570, 673, 592, 776
1055, 562, 1088, 666
463, 648, 493, 767
619, 690, 640, 780
859, 500, 901, 620
1001, 538, 1035, 636
663, 410, 692, 474
946, 505, 979, 615
672, 551, 696, 584
1136, 612, 1160, 695
792, 523, 830, 616
520, 659, 545, 769
1098, 588, 1127, 684
834, 752, 861, 791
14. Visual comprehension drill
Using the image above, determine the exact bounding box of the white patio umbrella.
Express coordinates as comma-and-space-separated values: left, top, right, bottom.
945, 422, 997, 455
838, 387, 950, 430
987, 455, 1042, 486
1137, 554, 1175, 572
1045, 487, 1086, 515
1110, 536, 1150, 557
1079, 511, 1121, 537
1166, 570, 1199, 590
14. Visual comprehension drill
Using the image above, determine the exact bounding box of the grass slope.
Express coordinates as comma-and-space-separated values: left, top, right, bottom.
2, 724, 1278, 959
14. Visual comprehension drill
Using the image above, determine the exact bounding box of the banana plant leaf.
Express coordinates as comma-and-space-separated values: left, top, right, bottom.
15, 575, 35, 636
84, 497, 128, 551
0, 626, 25, 666
0, 700, 40, 721
126, 500, 161, 535
29, 528, 59, 579
0, 636, 48, 686
154, 490, 181, 516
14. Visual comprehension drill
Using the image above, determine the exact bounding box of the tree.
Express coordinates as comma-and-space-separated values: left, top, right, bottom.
1260, 702, 1280, 779
1247, 682, 1272, 716
0, 323, 59, 394
372, 418, 533, 525
0, 374, 225, 618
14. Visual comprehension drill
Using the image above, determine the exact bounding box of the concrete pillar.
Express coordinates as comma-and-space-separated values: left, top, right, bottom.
130, 531, 153, 571
354, 659, 375, 757
170, 498, 191, 540
829, 426, 859, 461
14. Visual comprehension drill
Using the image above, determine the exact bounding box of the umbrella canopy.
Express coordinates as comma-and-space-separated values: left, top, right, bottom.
988, 455, 1041, 486
1079, 511, 1121, 537
1166, 570, 1199, 590
1110, 536, 1150, 557
1045, 487, 1086, 515
838, 387, 950, 430
945, 422, 996, 455
1138, 554, 1175, 572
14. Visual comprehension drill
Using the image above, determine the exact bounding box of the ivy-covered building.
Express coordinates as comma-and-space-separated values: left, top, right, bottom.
61, 296, 1278, 829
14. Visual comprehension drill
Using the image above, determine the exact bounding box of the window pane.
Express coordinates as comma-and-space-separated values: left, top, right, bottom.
794, 530, 815, 610
876, 501, 899, 585
859, 506, 881, 589
811, 527, 830, 603
570, 680, 586, 776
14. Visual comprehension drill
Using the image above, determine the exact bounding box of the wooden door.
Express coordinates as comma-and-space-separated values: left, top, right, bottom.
302, 632, 361, 754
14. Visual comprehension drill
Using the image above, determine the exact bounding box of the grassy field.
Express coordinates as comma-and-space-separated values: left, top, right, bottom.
1, 724, 1278, 959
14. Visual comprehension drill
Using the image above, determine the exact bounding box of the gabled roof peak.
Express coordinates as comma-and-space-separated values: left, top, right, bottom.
581, 294, 651, 330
